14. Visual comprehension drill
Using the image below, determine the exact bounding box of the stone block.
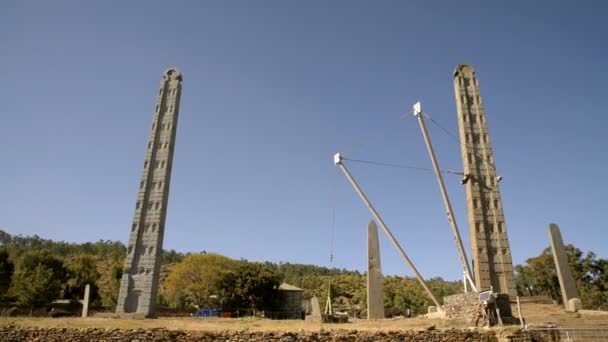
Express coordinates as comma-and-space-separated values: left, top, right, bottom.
567, 298, 582, 312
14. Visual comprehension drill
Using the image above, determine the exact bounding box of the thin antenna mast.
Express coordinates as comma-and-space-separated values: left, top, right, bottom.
412, 101, 476, 292
325, 181, 336, 316
334, 153, 442, 310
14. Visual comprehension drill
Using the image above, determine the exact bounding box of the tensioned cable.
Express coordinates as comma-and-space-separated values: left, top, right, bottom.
341, 156, 464, 176
421, 112, 497, 171
343, 157, 433, 172
424, 113, 461, 143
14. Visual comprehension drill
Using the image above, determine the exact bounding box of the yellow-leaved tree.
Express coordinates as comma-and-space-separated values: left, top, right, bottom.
163, 253, 238, 309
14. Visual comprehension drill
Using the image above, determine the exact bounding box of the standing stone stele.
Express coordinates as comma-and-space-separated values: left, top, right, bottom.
81, 283, 90, 318
548, 223, 579, 310
116, 68, 183, 317
453, 64, 517, 297
367, 220, 384, 319
309, 296, 321, 319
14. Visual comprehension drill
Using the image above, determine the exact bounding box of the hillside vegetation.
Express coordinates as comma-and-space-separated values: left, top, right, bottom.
0, 229, 606, 317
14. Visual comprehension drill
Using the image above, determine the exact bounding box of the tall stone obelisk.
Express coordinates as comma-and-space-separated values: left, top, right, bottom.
116, 68, 182, 317
367, 220, 384, 319
453, 65, 516, 297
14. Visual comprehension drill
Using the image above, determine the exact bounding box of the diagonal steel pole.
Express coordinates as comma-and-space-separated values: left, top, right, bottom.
412, 101, 476, 291
334, 153, 442, 309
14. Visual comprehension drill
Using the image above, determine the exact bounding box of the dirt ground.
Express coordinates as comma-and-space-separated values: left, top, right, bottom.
0, 302, 606, 332
515, 302, 608, 328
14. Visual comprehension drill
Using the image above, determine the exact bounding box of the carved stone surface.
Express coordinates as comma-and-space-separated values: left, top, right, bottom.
367, 220, 384, 319
548, 223, 579, 309
453, 64, 516, 297
115, 68, 183, 317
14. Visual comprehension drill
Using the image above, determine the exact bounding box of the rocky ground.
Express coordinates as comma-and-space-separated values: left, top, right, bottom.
0, 302, 605, 341
0, 325, 537, 342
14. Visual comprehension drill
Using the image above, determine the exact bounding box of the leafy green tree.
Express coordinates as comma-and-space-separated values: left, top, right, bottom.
64, 254, 100, 302
0, 230, 12, 246
515, 244, 608, 310
514, 249, 560, 299
10, 251, 66, 313
97, 259, 124, 308
162, 249, 186, 264
164, 253, 238, 308
220, 262, 281, 311
0, 249, 14, 299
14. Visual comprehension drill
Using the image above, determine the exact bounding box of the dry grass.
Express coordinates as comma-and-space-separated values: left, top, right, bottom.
1, 302, 606, 332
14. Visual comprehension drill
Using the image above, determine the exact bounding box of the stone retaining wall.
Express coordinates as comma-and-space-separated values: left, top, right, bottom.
443, 292, 480, 321
0, 326, 543, 342
443, 293, 513, 323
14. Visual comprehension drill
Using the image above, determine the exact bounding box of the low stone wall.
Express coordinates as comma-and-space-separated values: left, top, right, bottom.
0, 326, 541, 342
443, 292, 480, 321
443, 293, 513, 323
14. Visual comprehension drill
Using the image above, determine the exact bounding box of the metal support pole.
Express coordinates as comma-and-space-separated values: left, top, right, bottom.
334, 153, 442, 310
464, 269, 476, 292
412, 102, 476, 292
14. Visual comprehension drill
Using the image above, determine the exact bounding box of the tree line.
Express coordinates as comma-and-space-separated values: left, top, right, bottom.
1, 229, 606, 316
515, 244, 608, 310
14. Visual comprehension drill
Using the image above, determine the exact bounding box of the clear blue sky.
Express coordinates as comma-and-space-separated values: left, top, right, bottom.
1, 1, 607, 280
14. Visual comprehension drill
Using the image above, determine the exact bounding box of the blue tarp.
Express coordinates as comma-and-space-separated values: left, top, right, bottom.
195, 308, 223, 317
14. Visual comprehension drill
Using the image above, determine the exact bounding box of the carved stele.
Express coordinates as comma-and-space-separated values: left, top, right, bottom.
116, 68, 182, 317
453, 64, 516, 297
